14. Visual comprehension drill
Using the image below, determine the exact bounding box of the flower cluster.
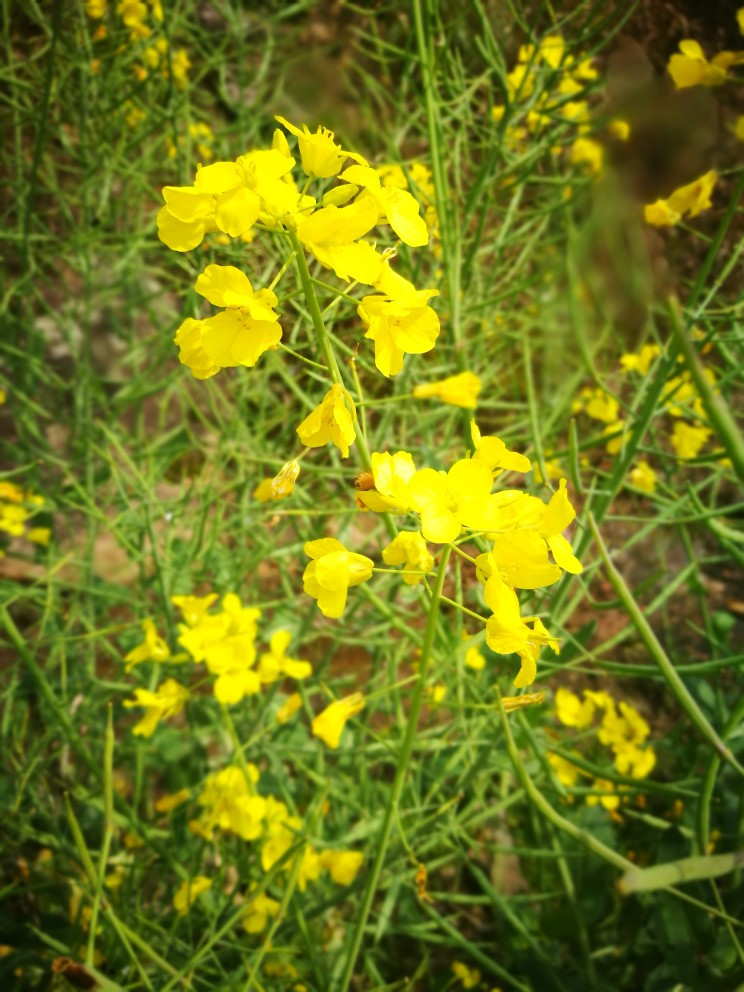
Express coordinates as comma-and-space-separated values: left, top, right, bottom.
159, 116, 440, 389
0, 480, 50, 552
85, 1, 190, 88
304, 426, 582, 688
549, 687, 655, 810
570, 340, 721, 477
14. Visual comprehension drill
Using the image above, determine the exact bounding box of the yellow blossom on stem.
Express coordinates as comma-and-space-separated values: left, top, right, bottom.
296, 384, 357, 458
620, 344, 660, 375
27, 527, 51, 546
276, 692, 303, 724
413, 371, 481, 409
452, 961, 481, 989
570, 137, 604, 177
547, 751, 580, 787
355, 450, 416, 513
274, 115, 367, 178
196, 765, 266, 841
537, 479, 583, 574
171, 593, 219, 627
470, 420, 531, 473
302, 538, 373, 618
555, 687, 595, 728
340, 164, 429, 246
320, 849, 364, 885
381, 531, 434, 586
124, 618, 170, 672
586, 778, 620, 811
123, 678, 189, 737
257, 630, 312, 683
644, 170, 717, 227
296, 197, 382, 284
242, 887, 280, 933
667, 40, 741, 89
155, 789, 191, 813
671, 420, 711, 459
407, 458, 496, 544
312, 692, 365, 749
629, 460, 657, 494
173, 876, 211, 915
483, 573, 559, 687
358, 267, 439, 377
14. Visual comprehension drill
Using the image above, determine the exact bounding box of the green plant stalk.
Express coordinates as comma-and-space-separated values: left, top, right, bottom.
588, 513, 743, 776
337, 546, 451, 992
86, 704, 114, 967
288, 230, 342, 385
668, 299, 744, 482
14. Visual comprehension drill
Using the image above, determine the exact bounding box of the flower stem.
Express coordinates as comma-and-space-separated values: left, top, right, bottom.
288, 230, 342, 385
337, 546, 451, 992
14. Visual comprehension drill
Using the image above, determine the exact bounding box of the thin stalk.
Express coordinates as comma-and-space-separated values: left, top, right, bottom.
337, 546, 451, 992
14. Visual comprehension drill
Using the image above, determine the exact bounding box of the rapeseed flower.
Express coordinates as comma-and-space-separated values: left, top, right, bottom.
356, 450, 416, 513
173, 876, 211, 915
276, 692, 303, 724
470, 420, 531, 473
124, 678, 189, 737
671, 420, 711, 459
413, 371, 481, 408
242, 888, 280, 933
257, 630, 312, 683
382, 531, 434, 585
196, 765, 266, 841
452, 961, 481, 989
620, 344, 660, 375
124, 618, 170, 672
340, 164, 429, 246
629, 460, 657, 494
407, 458, 497, 543
667, 40, 741, 89
312, 692, 365, 748
319, 849, 364, 885
296, 197, 382, 284
555, 687, 595, 728
274, 115, 367, 178
358, 267, 439, 377
303, 538, 373, 617
296, 384, 356, 458
644, 171, 717, 227
155, 789, 191, 813
483, 573, 559, 686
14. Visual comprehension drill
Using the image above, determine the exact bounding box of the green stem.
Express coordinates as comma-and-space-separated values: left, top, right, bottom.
337, 546, 452, 992
288, 230, 341, 385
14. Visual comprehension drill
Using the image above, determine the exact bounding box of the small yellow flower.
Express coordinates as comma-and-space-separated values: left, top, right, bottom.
413, 371, 481, 408
671, 420, 711, 459
667, 40, 737, 89
155, 789, 191, 813
381, 531, 433, 585
124, 618, 170, 672
303, 538, 373, 618
555, 687, 595, 728
173, 876, 211, 915
644, 171, 717, 227
570, 137, 604, 177
296, 384, 356, 458
407, 457, 496, 544
620, 344, 660, 375
27, 527, 51, 546
464, 644, 485, 671
123, 679, 189, 737
356, 450, 416, 513
586, 778, 620, 811
471, 420, 531, 473
258, 630, 312, 683
274, 115, 366, 178
547, 751, 580, 787
608, 119, 630, 141
312, 693, 365, 749
629, 460, 657, 494
276, 692, 303, 724
452, 961, 481, 989
242, 887, 280, 933
320, 849, 364, 885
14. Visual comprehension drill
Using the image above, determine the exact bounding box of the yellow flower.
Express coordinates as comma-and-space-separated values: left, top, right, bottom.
312, 693, 365, 749
173, 876, 211, 915
296, 384, 356, 458
501, 691, 545, 712
608, 119, 630, 141
155, 789, 191, 813
26, 527, 51, 546
620, 344, 660, 375
667, 40, 736, 89
173, 264, 281, 380
570, 137, 604, 177
356, 450, 416, 513
197, 765, 266, 841
253, 460, 301, 503
303, 538, 374, 618
586, 778, 619, 811
483, 573, 559, 687
629, 460, 657, 494
340, 164, 429, 246
532, 458, 563, 483
452, 961, 481, 989
536, 479, 582, 574
0, 503, 27, 536
274, 115, 366, 178
554, 687, 595, 728
547, 751, 580, 787
413, 371, 481, 408
261, 798, 302, 870
276, 692, 303, 724
320, 849, 364, 885
381, 531, 434, 586
242, 887, 280, 933
296, 197, 383, 284
123, 678, 189, 737
171, 48, 191, 88
464, 644, 485, 670
644, 170, 717, 227
171, 593, 219, 627
471, 420, 531, 473
476, 531, 561, 591
407, 458, 496, 544
124, 618, 170, 672
297, 847, 324, 891
671, 420, 711, 459
574, 386, 619, 423
358, 268, 439, 377
257, 630, 312, 683
85, 0, 106, 17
